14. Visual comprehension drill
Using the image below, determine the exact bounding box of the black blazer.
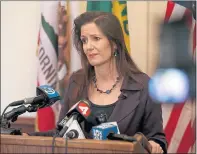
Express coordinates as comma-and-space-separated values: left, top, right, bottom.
58, 70, 167, 153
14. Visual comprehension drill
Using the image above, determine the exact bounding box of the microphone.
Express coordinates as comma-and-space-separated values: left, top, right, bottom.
3, 105, 27, 121
107, 133, 137, 142
91, 122, 138, 144
57, 99, 95, 137
57, 116, 69, 130
66, 100, 92, 119
1, 85, 60, 123
66, 129, 79, 139
95, 110, 108, 124
91, 122, 120, 140
9, 85, 60, 108
58, 114, 78, 137
2, 103, 47, 122
63, 119, 85, 139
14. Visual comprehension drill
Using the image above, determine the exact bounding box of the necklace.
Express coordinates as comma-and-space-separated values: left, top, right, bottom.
93, 76, 120, 94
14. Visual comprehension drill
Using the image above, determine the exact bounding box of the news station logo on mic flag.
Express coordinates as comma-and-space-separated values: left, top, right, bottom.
77, 100, 91, 117
162, 1, 196, 153
92, 122, 119, 140
87, 0, 131, 53
66, 100, 91, 119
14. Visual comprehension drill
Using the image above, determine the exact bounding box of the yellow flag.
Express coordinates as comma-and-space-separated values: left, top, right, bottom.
112, 1, 130, 52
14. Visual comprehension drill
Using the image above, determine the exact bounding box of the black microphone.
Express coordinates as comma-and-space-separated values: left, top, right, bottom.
2, 104, 39, 122
57, 99, 95, 137
95, 111, 108, 124
57, 116, 69, 130
107, 133, 137, 142
9, 95, 44, 107
9, 85, 60, 108
1, 85, 60, 124
58, 113, 78, 137
3, 105, 27, 121
66, 129, 79, 139
108, 133, 151, 154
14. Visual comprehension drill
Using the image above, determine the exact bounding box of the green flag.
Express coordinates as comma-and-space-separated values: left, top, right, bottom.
86, 0, 131, 52
87, 1, 112, 12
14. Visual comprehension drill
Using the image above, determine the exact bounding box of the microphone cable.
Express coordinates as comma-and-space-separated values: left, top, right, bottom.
52, 129, 60, 154
65, 135, 68, 154
52, 113, 78, 153
51, 129, 69, 154
51, 130, 69, 154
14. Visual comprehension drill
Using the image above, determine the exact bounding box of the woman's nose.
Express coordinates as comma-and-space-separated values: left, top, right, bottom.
86, 41, 94, 51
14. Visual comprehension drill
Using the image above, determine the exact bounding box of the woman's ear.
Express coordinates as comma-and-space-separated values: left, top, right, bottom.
112, 42, 117, 50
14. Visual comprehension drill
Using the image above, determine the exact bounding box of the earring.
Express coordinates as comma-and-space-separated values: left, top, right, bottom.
114, 49, 118, 57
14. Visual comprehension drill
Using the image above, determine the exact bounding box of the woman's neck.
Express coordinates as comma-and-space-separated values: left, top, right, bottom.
94, 61, 118, 82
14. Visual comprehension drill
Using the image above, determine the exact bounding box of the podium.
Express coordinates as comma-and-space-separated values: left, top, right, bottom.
1, 134, 148, 153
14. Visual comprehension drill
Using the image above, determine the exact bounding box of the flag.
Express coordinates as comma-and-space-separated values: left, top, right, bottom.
55, 1, 82, 109
69, 1, 82, 72
87, 1, 130, 52
57, 1, 72, 99
162, 1, 196, 153
36, 1, 69, 131
56, 1, 82, 103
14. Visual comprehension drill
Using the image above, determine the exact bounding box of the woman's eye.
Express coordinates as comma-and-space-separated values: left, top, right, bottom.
81, 38, 87, 44
94, 37, 101, 41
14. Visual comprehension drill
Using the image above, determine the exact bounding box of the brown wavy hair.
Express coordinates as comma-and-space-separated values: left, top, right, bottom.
72, 11, 141, 100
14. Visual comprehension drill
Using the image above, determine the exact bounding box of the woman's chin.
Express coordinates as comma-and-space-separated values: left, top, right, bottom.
88, 59, 111, 67
88, 60, 101, 67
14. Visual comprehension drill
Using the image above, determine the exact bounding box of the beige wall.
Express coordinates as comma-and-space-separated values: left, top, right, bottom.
79, 1, 168, 76
1, 1, 41, 116
147, 1, 168, 75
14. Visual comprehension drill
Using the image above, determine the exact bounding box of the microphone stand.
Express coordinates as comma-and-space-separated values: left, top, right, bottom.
1, 115, 22, 135
0, 105, 38, 135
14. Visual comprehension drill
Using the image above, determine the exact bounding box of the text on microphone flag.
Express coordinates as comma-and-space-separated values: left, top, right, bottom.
91, 122, 120, 140
93, 129, 103, 140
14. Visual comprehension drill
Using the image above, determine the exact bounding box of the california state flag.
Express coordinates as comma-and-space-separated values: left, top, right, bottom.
36, 1, 60, 131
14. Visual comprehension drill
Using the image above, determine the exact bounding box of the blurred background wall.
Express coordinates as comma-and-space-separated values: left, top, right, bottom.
1, 1, 41, 117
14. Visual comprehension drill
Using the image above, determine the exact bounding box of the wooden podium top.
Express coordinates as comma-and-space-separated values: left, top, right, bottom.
1, 134, 147, 153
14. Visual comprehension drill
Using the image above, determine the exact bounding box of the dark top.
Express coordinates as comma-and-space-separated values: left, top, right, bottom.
28, 70, 167, 153
82, 100, 117, 137
89, 100, 117, 123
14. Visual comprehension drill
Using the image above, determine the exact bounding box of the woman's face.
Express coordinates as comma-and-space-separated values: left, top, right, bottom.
80, 22, 114, 67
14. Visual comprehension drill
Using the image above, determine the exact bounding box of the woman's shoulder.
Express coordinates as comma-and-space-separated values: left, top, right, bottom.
129, 72, 151, 89
69, 69, 85, 85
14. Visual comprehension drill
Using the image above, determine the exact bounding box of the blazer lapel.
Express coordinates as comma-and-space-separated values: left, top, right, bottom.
108, 75, 143, 123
